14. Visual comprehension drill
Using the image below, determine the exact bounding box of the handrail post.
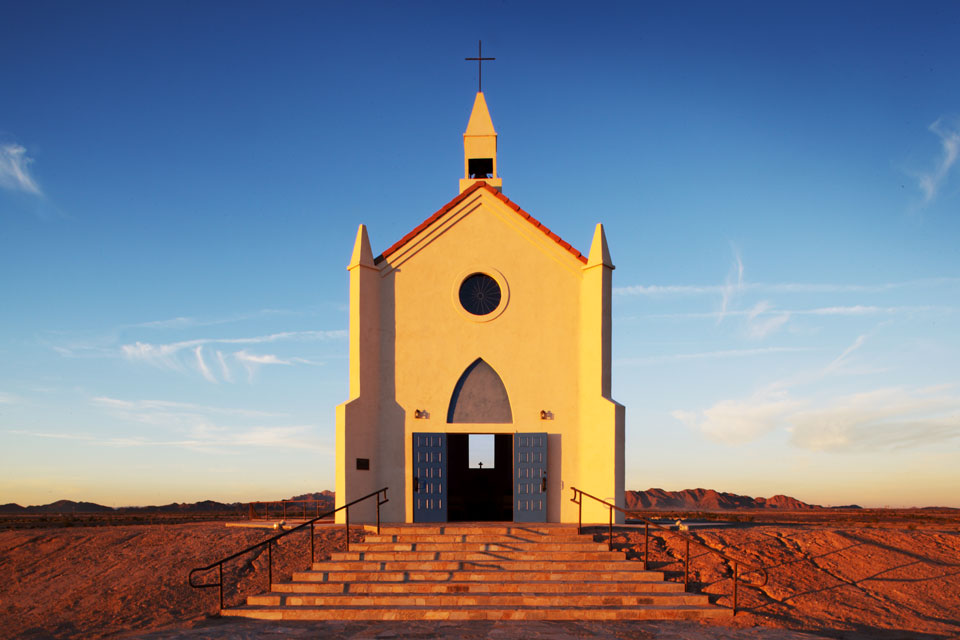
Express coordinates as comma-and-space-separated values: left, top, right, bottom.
218, 563, 223, 611
733, 561, 739, 615
684, 538, 689, 590
644, 522, 649, 570
376, 491, 381, 534
267, 541, 273, 591
577, 491, 582, 535
608, 505, 613, 552
310, 521, 315, 564
345, 505, 350, 552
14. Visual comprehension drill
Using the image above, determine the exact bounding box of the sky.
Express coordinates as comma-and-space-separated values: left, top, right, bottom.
2, 1, 958, 508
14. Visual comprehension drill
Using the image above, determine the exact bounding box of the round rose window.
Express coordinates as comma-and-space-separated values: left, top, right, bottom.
458, 273, 501, 316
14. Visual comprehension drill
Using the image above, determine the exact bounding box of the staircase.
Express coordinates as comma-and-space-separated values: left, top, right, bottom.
221, 524, 731, 621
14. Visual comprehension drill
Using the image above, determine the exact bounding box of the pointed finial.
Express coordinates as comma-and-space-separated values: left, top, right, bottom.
348, 224, 375, 269
586, 223, 614, 269
465, 92, 496, 136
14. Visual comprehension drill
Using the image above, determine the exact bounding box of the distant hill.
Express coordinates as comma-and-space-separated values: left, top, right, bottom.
624, 488, 850, 510
0, 500, 114, 515
289, 491, 335, 503
287, 491, 335, 513
118, 500, 244, 515
0, 503, 27, 514
0, 492, 331, 516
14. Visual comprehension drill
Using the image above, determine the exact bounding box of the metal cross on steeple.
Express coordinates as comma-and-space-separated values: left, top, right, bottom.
465, 40, 495, 92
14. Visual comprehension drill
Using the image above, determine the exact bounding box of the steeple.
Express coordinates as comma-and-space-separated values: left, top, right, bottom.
459, 92, 502, 193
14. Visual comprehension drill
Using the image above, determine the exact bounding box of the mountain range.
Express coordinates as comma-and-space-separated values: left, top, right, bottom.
624, 487, 861, 510
0, 490, 335, 516
1, 488, 853, 514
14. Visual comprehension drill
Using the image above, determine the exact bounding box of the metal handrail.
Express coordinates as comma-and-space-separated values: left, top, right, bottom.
570, 487, 767, 615
189, 487, 388, 611
247, 499, 334, 521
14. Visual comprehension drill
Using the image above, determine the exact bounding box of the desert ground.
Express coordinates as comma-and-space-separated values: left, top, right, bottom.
1, 513, 958, 639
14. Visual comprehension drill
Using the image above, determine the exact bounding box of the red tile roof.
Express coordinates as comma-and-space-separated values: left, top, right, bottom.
374, 182, 587, 265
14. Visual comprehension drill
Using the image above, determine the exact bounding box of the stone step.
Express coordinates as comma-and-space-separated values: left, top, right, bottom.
310, 560, 647, 572
247, 592, 709, 607
351, 541, 610, 551
329, 550, 626, 562
292, 569, 666, 583
364, 533, 589, 544
241, 524, 731, 622
221, 604, 731, 621
271, 580, 686, 594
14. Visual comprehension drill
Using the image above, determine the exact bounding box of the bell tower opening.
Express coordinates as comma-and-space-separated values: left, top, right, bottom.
468, 158, 494, 179
459, 92, 502, 193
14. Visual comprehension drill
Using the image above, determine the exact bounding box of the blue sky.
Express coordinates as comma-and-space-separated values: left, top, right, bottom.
2, 1, 958, 508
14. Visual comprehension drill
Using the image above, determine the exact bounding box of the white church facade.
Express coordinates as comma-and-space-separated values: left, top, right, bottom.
335, 92, 625, 524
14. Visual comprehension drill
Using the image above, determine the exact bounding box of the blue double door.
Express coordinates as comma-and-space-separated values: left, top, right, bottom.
412, 432, 547, 523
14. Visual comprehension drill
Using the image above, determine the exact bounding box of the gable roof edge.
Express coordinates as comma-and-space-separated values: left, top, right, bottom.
374, 182, 587, 266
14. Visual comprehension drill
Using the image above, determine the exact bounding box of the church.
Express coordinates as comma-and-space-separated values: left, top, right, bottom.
335, 90, 625, 524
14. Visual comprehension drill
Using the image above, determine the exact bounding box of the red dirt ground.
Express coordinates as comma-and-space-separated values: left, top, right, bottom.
1, 519, 958, 639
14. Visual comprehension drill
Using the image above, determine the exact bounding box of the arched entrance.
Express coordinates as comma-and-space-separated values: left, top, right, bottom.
412, 359, 546, 522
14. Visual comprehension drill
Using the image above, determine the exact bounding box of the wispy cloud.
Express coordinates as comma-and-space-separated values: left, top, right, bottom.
915, 117, 959, 205
77, 395, 329, 452
823, 334, 867, 374
121, 329, 345, 361
671, 388, 960, 452
0, 143, 42, 195
8, 430, 94, 441
135, 316, 197, 330
671, 333, 960, 451
615, 277, 960, 297
806, 305, 893, 316
89, 396, 286, 418
194, 346, 217, 383
234, 350, 294, 382
639, 305, 941, 321
788, 386, 960, 452
98, 425, 326, 451
617, 257, 953, 340
616, 346, 810, 366
718, 249, 744, 322
49, 326, 342, 382
233, 351, 294, 366
674, 385, 960, 451
745, 301, 791, 339
128, 309, 296, 331
216, 350, 233, 383
9, 425, 329, 452
616, 284, 724, 296
0, 392, 20, 404
673, 389, 800, 445
118, 330, 344, 382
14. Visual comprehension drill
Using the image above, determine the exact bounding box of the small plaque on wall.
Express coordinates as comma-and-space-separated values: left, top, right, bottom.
356, 458, 370, 470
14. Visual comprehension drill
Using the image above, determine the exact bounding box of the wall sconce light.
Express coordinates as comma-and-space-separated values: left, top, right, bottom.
539, 410, 554, 420
414, 409, 429, 419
